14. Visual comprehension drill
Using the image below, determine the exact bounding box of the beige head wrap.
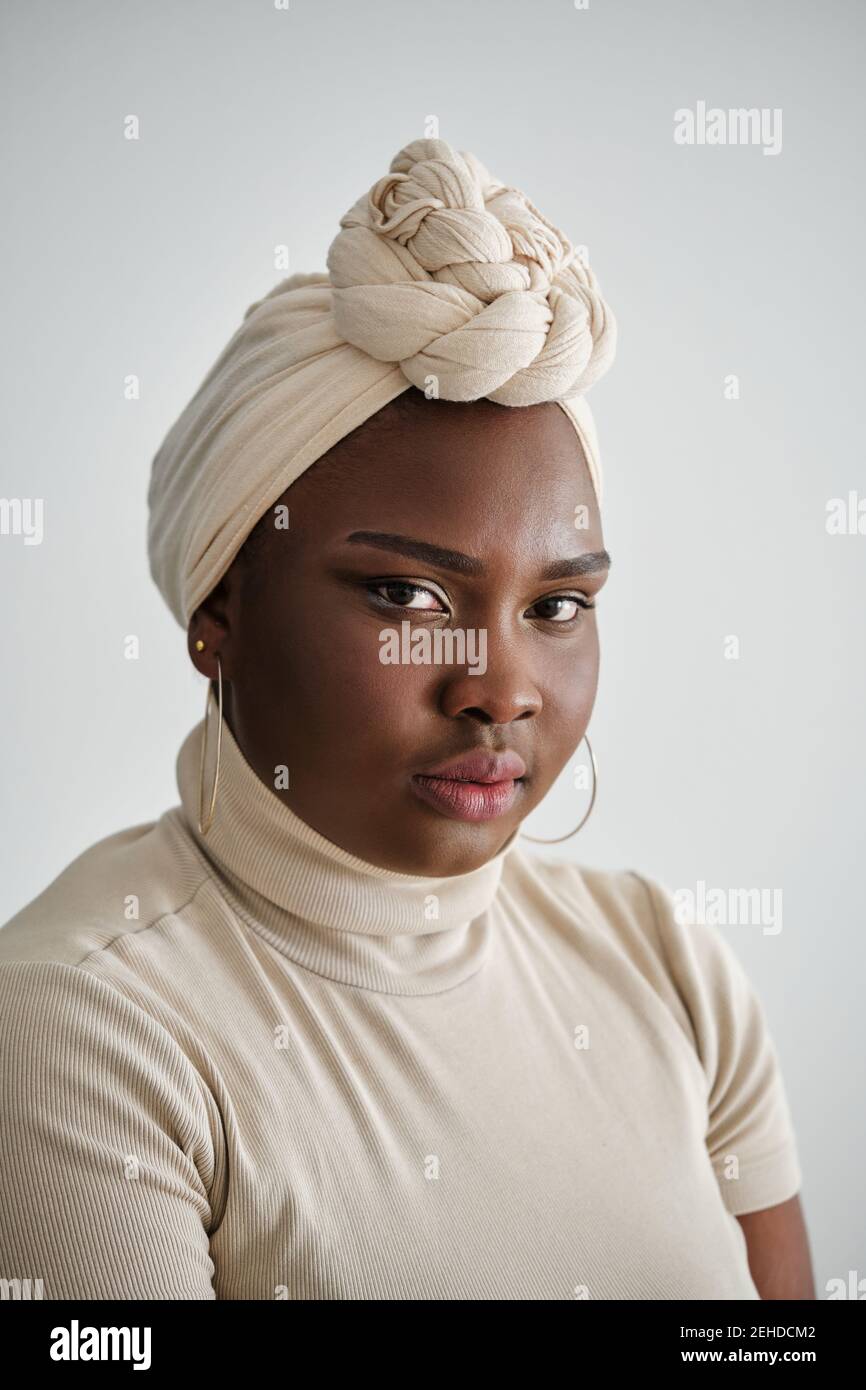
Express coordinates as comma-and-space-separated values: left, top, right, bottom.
147, 138, 616, 630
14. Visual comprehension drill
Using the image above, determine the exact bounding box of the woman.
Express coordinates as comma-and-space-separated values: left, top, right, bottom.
0, 138, 813, 1300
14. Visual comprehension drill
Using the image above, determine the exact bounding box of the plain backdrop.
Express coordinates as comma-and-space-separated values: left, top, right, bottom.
1, 0, 864, 1292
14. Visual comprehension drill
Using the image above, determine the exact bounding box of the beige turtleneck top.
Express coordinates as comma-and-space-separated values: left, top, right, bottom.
0, 716, 802, 1300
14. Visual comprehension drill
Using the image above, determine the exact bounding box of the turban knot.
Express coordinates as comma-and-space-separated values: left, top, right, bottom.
327, 138, 616, 406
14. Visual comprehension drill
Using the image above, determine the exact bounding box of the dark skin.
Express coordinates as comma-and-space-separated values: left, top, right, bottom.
191, 389, 606, 877
188, 387, 814, 1299
737, 1197, 816, 1299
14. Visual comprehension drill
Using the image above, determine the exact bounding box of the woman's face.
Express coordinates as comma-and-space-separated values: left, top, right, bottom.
189, 389, 610, 876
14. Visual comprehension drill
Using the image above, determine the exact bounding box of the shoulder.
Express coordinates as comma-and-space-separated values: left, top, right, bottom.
501, 850, 803, 1213
499, 844, 676, 961
501, 848, 758, 991
0, 952, 221, 1174
501, 842, 662, 920
0, 808, 208, 969
499, 847, 779, 1062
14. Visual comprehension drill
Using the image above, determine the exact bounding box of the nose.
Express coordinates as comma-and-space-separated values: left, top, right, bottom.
438, 649, 543, 726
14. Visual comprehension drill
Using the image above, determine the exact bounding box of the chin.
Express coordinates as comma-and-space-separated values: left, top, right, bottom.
392, 813, 511, 877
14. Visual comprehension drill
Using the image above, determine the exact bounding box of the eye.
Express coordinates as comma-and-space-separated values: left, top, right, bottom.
529, 594, 595, 623
366, 580, 448, 614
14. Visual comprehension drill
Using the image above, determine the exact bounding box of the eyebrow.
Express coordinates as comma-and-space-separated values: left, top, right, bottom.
345, 531, 612, 580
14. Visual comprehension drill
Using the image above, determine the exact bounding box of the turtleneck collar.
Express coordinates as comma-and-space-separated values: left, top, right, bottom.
173, 714, 520, 996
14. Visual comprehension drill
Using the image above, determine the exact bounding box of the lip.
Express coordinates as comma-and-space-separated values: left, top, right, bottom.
410, 748, 527, 823
415, 749, 527, 783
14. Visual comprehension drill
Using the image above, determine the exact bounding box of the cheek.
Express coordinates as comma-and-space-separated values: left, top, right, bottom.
539, 629, 600, 724
265, 613, 433, 739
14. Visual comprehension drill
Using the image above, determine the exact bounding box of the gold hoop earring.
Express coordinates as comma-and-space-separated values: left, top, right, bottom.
520, 734, 597, 845
198, 653, 223, 837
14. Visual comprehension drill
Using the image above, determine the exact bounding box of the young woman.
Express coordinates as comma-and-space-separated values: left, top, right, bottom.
0, 137, 814, 1300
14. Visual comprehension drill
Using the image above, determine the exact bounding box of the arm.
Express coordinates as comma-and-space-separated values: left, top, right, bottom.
736, 1194, 816, 1299
636, 874, 810, 1298
0, 960, 217, 1299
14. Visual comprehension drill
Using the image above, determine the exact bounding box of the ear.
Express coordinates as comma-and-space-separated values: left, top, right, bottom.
187, 572, 235, 680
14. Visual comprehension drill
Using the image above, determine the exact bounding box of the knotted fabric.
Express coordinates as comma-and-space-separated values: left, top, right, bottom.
147, 138, 616, 630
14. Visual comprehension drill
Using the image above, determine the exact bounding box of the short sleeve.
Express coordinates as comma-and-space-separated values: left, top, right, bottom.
636, 874, 803, 1217
0, 960, 217, 1298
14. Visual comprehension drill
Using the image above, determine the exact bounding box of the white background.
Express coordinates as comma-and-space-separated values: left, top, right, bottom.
1, 0, 863, 1290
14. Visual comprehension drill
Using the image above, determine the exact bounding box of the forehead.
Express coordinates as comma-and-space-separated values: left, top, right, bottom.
293, 389, 598, 524
349, 389, 585, 464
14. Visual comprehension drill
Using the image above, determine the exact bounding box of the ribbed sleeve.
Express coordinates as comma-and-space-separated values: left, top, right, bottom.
637, 874, 803, 1217
0, 961, 216, 1299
